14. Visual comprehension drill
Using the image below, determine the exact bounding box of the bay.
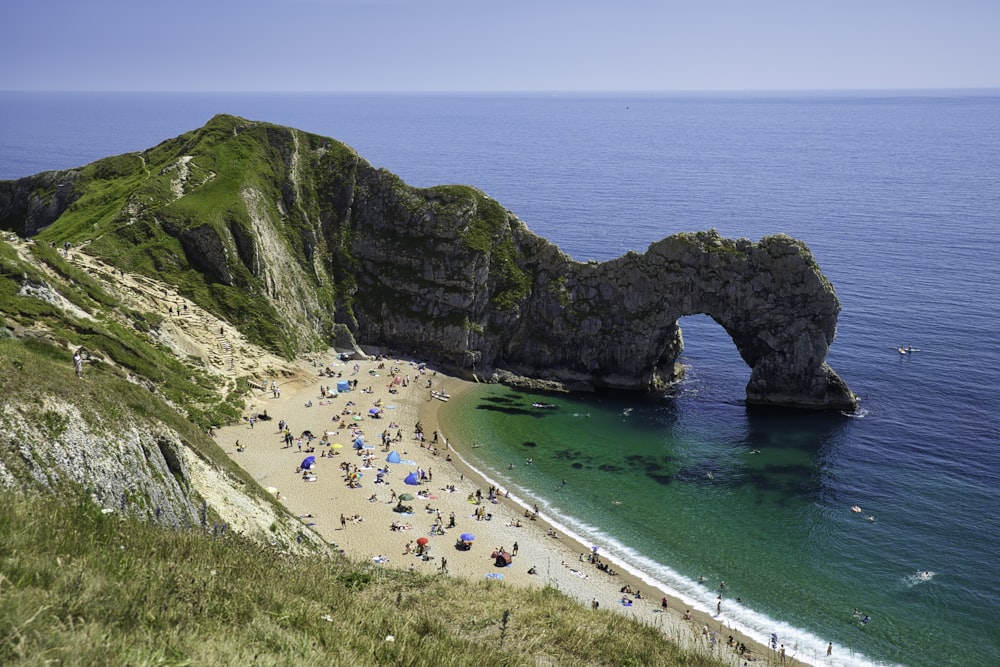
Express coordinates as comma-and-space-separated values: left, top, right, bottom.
2, 90, 999, 666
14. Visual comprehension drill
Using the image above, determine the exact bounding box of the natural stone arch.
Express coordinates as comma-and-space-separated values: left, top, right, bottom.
494, 230, 856, 411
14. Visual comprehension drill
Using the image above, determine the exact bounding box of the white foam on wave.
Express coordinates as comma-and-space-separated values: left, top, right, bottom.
450, 444, 900, 667
903, 570, 935, 587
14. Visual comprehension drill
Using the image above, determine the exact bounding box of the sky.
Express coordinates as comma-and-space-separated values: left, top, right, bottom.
2, 0, 998, 92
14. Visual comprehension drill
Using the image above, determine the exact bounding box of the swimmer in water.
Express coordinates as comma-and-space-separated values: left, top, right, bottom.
851, 505, 862, 513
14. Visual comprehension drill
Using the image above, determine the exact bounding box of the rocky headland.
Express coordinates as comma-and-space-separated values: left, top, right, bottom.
0, 113, 854, 410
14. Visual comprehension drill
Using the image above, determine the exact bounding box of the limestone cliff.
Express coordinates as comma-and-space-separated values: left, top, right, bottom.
0, 114, 855, 410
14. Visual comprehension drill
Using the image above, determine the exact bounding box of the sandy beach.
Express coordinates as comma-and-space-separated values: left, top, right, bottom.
215, 352, 806, 666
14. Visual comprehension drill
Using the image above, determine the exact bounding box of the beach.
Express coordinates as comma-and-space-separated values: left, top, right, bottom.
214, 351, 808, 666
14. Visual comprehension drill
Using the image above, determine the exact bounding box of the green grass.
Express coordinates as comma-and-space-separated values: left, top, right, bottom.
0, 494, 727, 667
0, 334, 241, 478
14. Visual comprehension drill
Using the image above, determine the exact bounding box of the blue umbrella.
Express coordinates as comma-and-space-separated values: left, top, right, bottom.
301, 456, 316, 469
460, 533, 475, 542
368, 408, 381, 415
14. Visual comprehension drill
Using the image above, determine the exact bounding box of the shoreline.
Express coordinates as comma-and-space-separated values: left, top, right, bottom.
433, 385, 826, 667
215, 353, 816, 666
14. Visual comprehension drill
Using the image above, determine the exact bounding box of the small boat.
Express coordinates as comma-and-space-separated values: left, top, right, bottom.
531, 402, 557, 409
431, 390, 450, 402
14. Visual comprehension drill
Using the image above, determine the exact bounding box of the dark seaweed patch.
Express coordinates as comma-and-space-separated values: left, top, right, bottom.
474, 404, 539, 417
647, 473, 674, 486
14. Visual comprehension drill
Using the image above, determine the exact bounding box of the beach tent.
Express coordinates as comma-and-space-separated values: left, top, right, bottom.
300, 456, 316, 470
494, 551, 512, 567
386, 451, 401, 464
353, 437, 365, 449
404, 471, 420, 486
337, 380, 350, 392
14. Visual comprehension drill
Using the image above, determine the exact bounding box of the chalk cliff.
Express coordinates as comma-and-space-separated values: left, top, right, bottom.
0, 114, 855, 410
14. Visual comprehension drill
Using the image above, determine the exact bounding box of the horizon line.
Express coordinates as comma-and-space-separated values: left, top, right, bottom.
3, 86, 1000, 96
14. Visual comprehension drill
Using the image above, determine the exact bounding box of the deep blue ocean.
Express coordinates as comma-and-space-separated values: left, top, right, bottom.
2, 91, 998, 666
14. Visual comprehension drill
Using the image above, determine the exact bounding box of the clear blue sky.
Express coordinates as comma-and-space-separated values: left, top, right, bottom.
3, 0, 998, 92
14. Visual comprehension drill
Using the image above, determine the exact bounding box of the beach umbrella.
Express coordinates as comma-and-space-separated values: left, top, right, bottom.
301, 455, 316, 469
368, 408, 381, 415
404, 472, 420, 486
386, 451, 401, 464
460, 533, 475, 542
398, 493, 415, 501
416, 537, 429, 546
331, 443, 343, 449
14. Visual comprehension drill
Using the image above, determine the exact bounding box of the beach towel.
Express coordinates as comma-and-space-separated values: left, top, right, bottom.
484, 573, 504, 580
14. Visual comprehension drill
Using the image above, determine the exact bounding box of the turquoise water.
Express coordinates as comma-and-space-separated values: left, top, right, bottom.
440, 353, 977, 667
3, 91, 998, 666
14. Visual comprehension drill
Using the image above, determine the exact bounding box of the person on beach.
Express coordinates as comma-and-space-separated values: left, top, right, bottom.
73, 351, 83, 378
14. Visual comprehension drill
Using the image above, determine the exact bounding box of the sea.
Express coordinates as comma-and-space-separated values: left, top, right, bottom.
2, 91, 998, 666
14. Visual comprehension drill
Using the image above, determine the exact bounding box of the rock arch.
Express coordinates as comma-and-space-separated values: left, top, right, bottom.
495, 230, 856, 411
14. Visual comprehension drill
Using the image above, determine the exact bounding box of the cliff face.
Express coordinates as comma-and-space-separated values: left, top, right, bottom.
0, 114, 855, 410
0, 397, 199, 527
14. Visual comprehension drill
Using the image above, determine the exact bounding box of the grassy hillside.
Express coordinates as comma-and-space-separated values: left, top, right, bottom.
0, 494, 724, 667
0, 239, 243, 432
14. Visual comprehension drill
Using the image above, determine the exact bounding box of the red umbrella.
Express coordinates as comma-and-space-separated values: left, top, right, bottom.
416, 537, 429, 546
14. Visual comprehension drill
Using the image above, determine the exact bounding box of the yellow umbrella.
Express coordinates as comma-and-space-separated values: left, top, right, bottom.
331, 443, 343, 449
